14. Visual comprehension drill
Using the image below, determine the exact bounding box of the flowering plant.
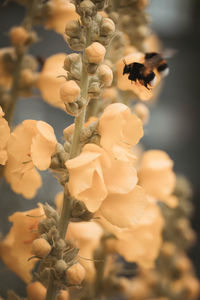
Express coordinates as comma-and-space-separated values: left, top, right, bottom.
0, 0, 198, 300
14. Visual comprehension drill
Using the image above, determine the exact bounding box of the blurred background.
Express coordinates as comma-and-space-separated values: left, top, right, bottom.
0, 0, 199, 297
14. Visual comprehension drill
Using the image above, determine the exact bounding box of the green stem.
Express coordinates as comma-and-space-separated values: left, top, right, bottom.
45, 17, 92, 300
45, 271, 58, 300
69, 58, 89, 159
5, 52, 24, 125
86, 98, 98, 120
58, 191, 73, 239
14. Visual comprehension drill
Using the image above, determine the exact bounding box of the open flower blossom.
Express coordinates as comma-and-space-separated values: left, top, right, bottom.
4, 120, 57, 199
0, 106, 10, 165
45, 0, 79, 34
37, 53, 67, 109
138, 150, 177, 207
99, 103, 143, 161
97, 197, 164, 269
0, 204, 44, 283
116, 52, 161, 101
65, 143, 141, 214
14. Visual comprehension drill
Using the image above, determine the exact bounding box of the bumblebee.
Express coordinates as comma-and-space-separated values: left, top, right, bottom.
123, 52, 169, 89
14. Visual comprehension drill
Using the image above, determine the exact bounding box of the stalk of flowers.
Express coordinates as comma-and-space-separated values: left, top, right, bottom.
122, 177, 199, 300
0, 0, 42, 125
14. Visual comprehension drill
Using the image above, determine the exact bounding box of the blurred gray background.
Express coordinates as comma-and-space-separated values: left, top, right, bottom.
0, 0, 200, 298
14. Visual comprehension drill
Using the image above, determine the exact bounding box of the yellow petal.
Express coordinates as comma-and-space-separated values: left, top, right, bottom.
0, 204, 44, 283
100, 185, 147, 228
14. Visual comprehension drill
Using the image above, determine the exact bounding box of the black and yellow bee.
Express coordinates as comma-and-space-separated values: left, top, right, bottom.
123, 52, 169, 89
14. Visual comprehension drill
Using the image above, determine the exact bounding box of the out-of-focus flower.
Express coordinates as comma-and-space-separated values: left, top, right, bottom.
66, 221, 103, 280
0, 205, 44, 283
116, 52, 161, 101
26, 281, 46, 300
99, 103, 143, 161
37, 53, 66, 109
65, 143, 138, 213
0, 106, 10, 165
144, 33, 162, 53
98, 197, 164, 268
45, 0, 79, 34
9, 26, 29, 47
133, 103, 149, 125
138, 150, 176, 206
5, 120, 57, 198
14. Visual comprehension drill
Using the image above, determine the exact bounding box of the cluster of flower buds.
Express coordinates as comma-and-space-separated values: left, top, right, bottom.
0, 47, 38, 101
32, 203, 86, 290
109, 0, 149, 51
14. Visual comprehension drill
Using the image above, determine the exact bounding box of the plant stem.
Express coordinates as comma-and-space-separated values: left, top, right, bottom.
45, 271, 58, 300
58, 191, 73, 239
69, 62, 89, 159
5, 52, 24, 125
45, 20, 91, 300
86, 98, 98, 120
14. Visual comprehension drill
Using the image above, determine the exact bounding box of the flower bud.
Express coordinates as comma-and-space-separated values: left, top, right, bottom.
32, 238, 51, 258
85, 42, 106, 64
102, 87, 117, 101
60, 80, 80, 104
160, 242, 176, 258
10, 26, 29, 47
98, 64, 113, 86
55, 259, 68, 274
63, 53, 80, 71
133, 103, 149, 124
100, 18, 115, 36
65, 20, 81, 38
87, 63, 98, 75
57, 290, 69, 300
26, 281, 46, 300
80, 0, 96, 18
66, 263, 85, 285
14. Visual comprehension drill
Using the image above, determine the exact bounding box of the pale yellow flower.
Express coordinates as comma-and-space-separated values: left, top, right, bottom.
116, 52, 161, 101
5, 120, 57, 198
37, 53, 66, 109
138, 150, 176, 206
98, 197, 164, 268
99, 103, 143, 161
0, 205, 44, 283
98, 185, 147, 228
0, 106, 10, 165
45, 0, 79, 34
65, 143, 138, 214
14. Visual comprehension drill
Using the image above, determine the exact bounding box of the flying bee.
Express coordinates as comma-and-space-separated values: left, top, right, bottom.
123, 52, 169, 89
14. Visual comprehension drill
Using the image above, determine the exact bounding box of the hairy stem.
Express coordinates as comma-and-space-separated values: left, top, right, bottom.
5, 52, 24, 125
45, 20, 92, 300
45, 271, 58, 300
58, 191, 73, 239
69, 62, 88, 158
